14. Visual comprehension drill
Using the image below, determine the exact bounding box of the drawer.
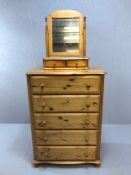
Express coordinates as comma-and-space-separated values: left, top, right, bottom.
67, 59, 87, 67
35, 130, 98, 146
44, 60, 65, 68
34, 113, 99, 129
35, 146, 97, 161
32, 95, 100, 113
30, 76, 100, 95
43, 59, 88, 68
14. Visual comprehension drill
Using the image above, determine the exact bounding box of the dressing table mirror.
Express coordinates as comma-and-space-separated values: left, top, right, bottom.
43, 10, 88, 70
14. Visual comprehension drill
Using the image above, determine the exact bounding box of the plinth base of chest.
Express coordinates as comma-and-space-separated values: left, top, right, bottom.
32, 159, 101, 167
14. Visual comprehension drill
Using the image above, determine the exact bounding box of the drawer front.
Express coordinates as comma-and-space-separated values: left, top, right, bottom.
34, 113, 99, 129
35, 130, 98, 146
44, 60, 65, 68
44, 60, 88, 68
35, 146, 97, 161
30, 76, 100, 95
32, 95, 100, 113
67, 60, 87, 67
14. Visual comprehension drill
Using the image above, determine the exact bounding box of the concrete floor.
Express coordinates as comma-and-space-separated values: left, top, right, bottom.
0, 124, 131, 175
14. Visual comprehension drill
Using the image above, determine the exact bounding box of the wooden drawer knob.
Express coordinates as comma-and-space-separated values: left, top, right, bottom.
43, 137, 47, 142
76, 63, 78, 68
42, 103, 46, 108
44, 152, 48, 157
40, 151, 48, 157
86, 120, 90, 125
85, 138, 89, 142
39, 121, 46, 127
40, 83, 45, 88
53, 64, 56, 69
86, 85, 91, 89
38, 136, 47, 142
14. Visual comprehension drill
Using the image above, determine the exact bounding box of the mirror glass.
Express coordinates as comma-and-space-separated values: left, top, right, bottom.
52, 18, 80, 52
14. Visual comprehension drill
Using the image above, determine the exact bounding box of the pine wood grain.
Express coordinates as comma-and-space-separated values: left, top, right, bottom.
34, 113, 99, 130
32, 95, 100, 113
35, 130, 98, 146
27, 69, 105, 165
31, 75, 100, 95
35, 146, 97, 161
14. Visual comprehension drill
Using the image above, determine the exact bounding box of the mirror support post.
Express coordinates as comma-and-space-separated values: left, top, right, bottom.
83, 16, 86, 57
45, 17, 49, 57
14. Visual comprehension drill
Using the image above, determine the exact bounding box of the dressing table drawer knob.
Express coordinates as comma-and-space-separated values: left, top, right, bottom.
42, 103, 46, 108
85, 120, 90, 125
44, 152, 48, 157
39, 121, 46, 127
40, 84, 45, 88
43, 137, 48, 142
85, 138, 89, 142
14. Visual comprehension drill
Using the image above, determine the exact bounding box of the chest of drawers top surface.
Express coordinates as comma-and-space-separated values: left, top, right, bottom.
26, 67, 106, 76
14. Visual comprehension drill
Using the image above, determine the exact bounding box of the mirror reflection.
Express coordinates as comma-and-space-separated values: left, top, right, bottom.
52, 18, 80, 52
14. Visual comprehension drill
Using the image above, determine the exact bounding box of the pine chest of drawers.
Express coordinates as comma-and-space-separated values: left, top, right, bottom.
27, 67, 105, 166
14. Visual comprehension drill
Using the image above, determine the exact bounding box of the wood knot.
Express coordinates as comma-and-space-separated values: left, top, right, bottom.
49, 107, 53, 111
86, 104, 90, 108
58, 116, 63, 119
70, 79, 74, 81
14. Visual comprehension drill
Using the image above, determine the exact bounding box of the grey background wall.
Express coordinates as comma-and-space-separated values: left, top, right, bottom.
0, 0, 131, 123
